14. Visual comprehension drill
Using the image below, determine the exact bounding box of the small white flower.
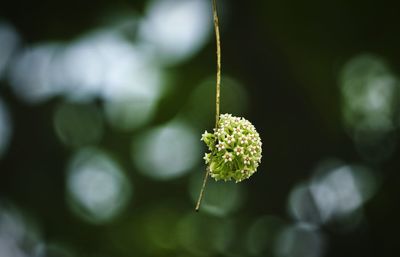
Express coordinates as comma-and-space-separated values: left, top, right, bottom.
233, 127, 241, 134
216, 128, 225, 137
201, 130, 208, 141
239, 136, 248, 145
216, 142, 225, 151
223, 152, 233, 162
243, 155, 252, 165
234, 146, 243, 156
203, 153, 210, 163
226, 135, 235, 144
249, 146, 257, 155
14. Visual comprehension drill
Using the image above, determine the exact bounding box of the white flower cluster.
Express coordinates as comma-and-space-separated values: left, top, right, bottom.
201, 113, 262, 182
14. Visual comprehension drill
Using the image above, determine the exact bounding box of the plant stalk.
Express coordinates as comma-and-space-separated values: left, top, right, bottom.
195, 167, 210, 211
213, 0, 221, 128
196, 0, 221, 212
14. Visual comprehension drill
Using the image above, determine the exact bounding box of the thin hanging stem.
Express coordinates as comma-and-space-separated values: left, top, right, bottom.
195, 167, 210, 211
196, 0, 221, 212
213, 0, 221, 128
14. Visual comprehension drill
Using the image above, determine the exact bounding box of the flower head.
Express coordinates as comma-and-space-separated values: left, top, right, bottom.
200, 113, 262, 182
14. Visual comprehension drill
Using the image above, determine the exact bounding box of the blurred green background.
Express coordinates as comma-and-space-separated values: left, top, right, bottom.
0, 0, 400, 256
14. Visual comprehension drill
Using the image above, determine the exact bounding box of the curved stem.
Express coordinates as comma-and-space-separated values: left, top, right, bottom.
196, 0, 221, 212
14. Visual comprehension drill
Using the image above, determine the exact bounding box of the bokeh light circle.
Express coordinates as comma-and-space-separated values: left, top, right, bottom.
340, 54, 399, 162
0, 202, 43, 257
310, 164, 378, 223
8, 44, 62, 103
340, 54, 397, 130
132, 120, 201, 180
275, 224, 325, 257
139, 0, 211, 64
66, 148, 132, 224
288, 182, 322, 225
0, 22, 20, 79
